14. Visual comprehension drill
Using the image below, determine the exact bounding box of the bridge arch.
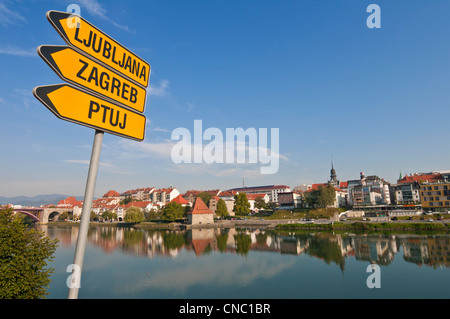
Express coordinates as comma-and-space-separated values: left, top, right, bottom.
13, 210, 41, 222
41, 208, 72, 224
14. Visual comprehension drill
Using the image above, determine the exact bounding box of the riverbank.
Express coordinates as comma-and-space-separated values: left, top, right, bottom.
43, 218, 450, 232
275, 221, 450, 232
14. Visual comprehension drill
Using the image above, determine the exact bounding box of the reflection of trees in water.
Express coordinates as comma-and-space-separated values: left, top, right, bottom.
122, 229, 145, 252
306, 236, 344, 266
48, 225, 450, 269
234, 233, 252, 256
216, 233, 228, 253
162, 231, 187, 250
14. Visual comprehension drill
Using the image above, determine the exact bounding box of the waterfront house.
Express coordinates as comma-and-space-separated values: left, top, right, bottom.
246, 193, 270, 210
187, 197, 214, 225
227, 185, 291, 203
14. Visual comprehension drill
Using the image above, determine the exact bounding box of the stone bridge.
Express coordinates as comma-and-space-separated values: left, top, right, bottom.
12, 207, 72, 224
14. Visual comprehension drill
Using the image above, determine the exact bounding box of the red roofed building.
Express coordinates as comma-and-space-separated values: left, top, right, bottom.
57, 196, 82, 208
182, 189, 221, 203
394, 172, 444, 206
398, 172, 442, 184
170, 194, 190, 206
245, 193, 270, 210
103, 190, 120, 198
227, 185, 291, 203
187, 197, 214, 225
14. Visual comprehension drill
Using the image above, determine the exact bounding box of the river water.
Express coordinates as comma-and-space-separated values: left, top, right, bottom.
40, 225, 450, 299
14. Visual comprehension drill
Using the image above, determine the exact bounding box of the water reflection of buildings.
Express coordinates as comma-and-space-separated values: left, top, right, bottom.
42, 226, 450, 269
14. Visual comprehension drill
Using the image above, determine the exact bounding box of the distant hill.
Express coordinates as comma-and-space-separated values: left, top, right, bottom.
0, 194, 83, 207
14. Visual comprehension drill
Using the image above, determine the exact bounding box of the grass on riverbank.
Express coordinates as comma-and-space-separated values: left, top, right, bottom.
276, 221, 450, 232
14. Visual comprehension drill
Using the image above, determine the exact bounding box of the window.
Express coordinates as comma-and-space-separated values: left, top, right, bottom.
434, 186, 439, 190
439, 202, 443, 206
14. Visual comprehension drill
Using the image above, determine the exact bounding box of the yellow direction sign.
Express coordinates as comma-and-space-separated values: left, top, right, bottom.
33, 84, 146, 141
47, 10, 150, 88
38, 45, 146, 113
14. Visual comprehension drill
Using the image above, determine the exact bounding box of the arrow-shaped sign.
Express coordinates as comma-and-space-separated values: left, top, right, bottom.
33, 84, 146, 141
47, 10, 150, 88
38, 45, 147, 113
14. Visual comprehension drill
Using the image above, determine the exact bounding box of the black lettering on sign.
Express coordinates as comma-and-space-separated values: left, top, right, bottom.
87, 100, 127, 130
73, 27, 148, 84
76, 59, 140, 104
88, 101, 100, 118
76, 59, 89, 81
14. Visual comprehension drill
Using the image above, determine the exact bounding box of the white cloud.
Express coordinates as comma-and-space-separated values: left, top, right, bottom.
64, 159, 134, 175
0, 46, 35, 57
0, 2, 26, 27
148, 79, 169, 97
151, 127, 171, 133
118, 139, 175, 159
75, 0, 135, 33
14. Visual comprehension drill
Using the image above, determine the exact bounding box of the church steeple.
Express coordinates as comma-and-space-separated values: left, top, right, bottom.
329, 160, 339, 187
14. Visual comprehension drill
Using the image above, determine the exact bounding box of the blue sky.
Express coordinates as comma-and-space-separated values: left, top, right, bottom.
1, 0, 450, 198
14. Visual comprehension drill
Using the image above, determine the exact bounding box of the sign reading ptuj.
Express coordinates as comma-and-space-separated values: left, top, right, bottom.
33, 9, 150, 300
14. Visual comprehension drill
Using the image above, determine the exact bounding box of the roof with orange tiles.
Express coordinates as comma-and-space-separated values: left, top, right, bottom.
155, 187, 177, 193
126, 201, 153, 208
103, 190, 120, 198
245, 193, 268, 200
183, 189, 221, 196
339, 181, 348, 189
187, 197, 214, 215
170, 194, 189, 205
398, 173, 442, 184
308, 183, 346, 193
218, 190, 238, 197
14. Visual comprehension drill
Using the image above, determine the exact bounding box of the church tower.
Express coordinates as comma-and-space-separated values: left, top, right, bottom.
329, 161, 340, 188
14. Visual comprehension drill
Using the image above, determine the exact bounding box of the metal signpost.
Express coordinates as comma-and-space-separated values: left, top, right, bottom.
33, 10, 150, 299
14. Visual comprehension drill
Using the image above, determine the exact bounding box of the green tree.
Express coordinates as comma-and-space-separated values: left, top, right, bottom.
0, 207, 58, 299
90, 211, 98, 221
161, 202, 185, 221
215, 199, 228, 218
254, 197, 267, 210
59, 211, 69, 221
304, 184, 336, 208
145, 209, 160, 221
101, 210, 117, 221
233, 193, 251, 216
120, 196, 132, 205
124, 207, 146, 223
317, 184, 336, 208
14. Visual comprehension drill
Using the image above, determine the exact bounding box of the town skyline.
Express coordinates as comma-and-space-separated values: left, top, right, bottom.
1, 1, 450, 198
